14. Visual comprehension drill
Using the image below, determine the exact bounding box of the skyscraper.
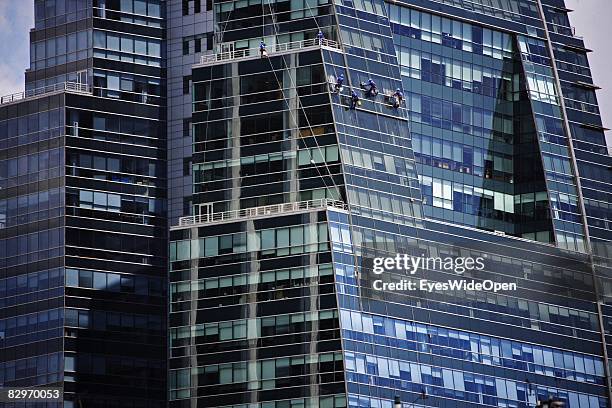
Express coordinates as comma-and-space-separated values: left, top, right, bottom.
1, 1, 167, 407
169, 0, 612, 407
0, 0, 610, 408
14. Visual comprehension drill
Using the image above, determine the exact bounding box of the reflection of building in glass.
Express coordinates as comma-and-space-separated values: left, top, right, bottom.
169, 0, 612, 407
1, 0, 611, 407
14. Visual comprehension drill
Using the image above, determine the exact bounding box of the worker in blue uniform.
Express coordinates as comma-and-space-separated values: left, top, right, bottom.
335, 74, 344, 93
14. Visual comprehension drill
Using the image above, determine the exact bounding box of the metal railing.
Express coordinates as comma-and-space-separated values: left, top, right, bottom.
0, 81, 90, 105
178, 198, 347, 227
199, 38, 340, 66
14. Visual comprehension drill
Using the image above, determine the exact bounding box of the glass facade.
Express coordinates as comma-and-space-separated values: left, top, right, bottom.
1, 0, 611, 407
170, 209, 346, 406
170, 0, 612, 407
1, 1, 167, 407
391, 6, 554, 241
0, 95, 67, 408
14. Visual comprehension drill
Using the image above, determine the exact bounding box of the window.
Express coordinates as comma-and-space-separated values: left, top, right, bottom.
183, 76, 192, 94
66, 309, 78, 327
94, 192, 107, 209
66, 269, 79, 286
79, 311, 89, 328
183, 0, 202, 15
219, 235, 232, 254
94, 31, 105, 48
77, 31, 87, 50
120, 78, 134, 91
134, 0, 147, 14
148, 40, 160, 57
207, 32, 213, 50
108, 194, 121, 212
79, 191, 93, 209
107, 74, 120, 91
183, 158, 192, 176
108, 157, 121, 172
108, 274, 121, 291
121, 0, 133, 12
204, 237, 218, 257
135, 38, 147, 54
183, 118, 192, 138
107, 34, 120, 50
65, 356, 75, 372
94, 272, 106, 290
121, 37, 134, 53
148, 1, 161, 17
121, 276, 134, 292
79, 270, 93, 288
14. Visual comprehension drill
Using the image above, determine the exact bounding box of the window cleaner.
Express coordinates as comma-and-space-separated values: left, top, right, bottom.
317, 30, 324, 44
260, 41, 268, 58
334, 74, 344, 93
361, 78, 378, 97
392, 88, 404, 108
350, 90, 360, 109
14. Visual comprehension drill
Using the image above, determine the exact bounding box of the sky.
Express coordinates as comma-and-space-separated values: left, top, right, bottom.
0, 2, 33, 97
0, 1, 608, 141
565, 0, 612, 144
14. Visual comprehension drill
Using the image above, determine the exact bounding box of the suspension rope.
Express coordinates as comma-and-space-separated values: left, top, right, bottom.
217, 2, 235, 49
306, 0, 403, 111
303, 0, 352, 99
264, 46, 340, 200
195, 68, 215, 216
262, 0, 344, 199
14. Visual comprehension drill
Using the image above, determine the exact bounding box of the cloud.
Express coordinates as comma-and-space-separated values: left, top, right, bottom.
0, 3, 33, 96
0, 2, 34, 34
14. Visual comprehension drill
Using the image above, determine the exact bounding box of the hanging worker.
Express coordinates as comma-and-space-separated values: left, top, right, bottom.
365, 78, 378, 96
350, 90, 360, 109
335, 73, 344, 93
392, 88, 404, 108
260, 40, 268, 58
317, 30, 324, 44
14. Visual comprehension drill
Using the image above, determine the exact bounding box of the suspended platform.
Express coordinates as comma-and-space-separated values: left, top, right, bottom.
194, 38, 342, 68
174, 198, 348, 229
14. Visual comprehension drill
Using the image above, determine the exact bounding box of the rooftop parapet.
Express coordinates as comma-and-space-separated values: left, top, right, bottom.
0, 81, 90, 106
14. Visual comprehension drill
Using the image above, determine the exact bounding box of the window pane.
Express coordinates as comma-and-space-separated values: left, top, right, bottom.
121, 37, 134, 53
107, 34, 120, 50
107, 274, 121, 291
134, 0, 146, 14
149, 1, 161, 17
135, 38, 147, 54
121, 0, 133, 12
77, 30, 87, 50
148, 40, 160, 57
66, 269, 79, 286
107, 74, 120, 90
94, 31, 105, 48
93, 272, 106, 290
94, 192, 107, 208
79, 270, 93, 288
261, 230, 275, 250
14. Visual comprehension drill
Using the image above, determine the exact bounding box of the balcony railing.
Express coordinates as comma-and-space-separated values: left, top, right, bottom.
0, 81, 90, 106
198, 38, 340, 66
177, 198, 347, 227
